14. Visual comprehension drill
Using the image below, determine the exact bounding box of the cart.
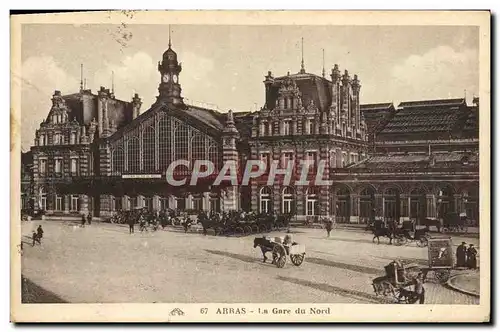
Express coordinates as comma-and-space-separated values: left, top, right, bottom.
372, 260, 422, 303
421, 236, 454, 283
271, 237, 306, 268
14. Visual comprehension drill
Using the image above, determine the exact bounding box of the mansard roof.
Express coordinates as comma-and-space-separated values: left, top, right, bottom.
347, 151, 478, 171
398, 98, 466, 108
270, 72, 332, 112
377, 98, 469, 138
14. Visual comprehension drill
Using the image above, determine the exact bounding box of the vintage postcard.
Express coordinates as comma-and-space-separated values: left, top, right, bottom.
10, 10, 490, 323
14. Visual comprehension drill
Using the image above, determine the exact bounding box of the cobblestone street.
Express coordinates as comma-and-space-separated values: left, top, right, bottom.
20, 220, 479, 304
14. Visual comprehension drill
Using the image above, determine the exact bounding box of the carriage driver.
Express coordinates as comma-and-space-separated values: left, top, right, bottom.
283, 234, 294, 255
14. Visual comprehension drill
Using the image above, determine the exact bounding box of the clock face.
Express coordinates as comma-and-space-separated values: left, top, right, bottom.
163, 74, 170, 83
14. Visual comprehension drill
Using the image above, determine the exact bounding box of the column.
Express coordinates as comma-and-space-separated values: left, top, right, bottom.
296, 186, 305, 221
203, 192, 210, 211
168, 195, 176, 209
79, 194, 89, 214
454, 194, 462, 214
153, 195, 160, 211
251, 182, 258, 212
426, 194, 436, 218
374, 194, 383, 219
399, 193, 407, 222
350, 194, 359, 223
64, 195, 70, 214
122, 195, 129, 211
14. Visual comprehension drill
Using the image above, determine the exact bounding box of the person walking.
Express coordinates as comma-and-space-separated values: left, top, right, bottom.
324, 217, 333, 238
81, 213, 86, 227
456, 242, 467, 268
87, 212, 92, 225
128, 217, 135, 234
32, 231, 41, 246
467, 244, 478, 269
36, 225, 44, 243
413, 272, 426, 304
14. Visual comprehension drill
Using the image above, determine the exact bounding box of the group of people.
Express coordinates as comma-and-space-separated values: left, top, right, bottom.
456, 241, 478, 269
80, 213, 93, 227
31, 225, 44, 247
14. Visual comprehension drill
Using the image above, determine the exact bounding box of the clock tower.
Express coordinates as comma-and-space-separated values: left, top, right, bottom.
156, 32, 185, 108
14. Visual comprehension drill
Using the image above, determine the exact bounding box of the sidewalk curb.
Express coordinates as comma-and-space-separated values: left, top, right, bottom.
447, 274, 480, 297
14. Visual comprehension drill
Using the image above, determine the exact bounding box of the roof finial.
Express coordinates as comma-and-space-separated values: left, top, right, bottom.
322, 48, 325, 78
168, 24, 172, 48
111, 71, 115, 94
464, 89, 467, 101
80, 64, 84, 91
84, 78, 87, 90
300, 37, 305, 74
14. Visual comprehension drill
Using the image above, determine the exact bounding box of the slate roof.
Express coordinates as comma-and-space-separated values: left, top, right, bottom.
347, 151, 478, 171
360, 103, 396, 137
378, 98, 467, 136
270, 72, 332, 112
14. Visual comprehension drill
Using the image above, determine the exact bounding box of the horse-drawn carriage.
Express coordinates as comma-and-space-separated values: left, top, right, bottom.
254, 235, 306, 268
421, 212, 469, 233
372, 260, 423, 303
199, 212, 291, 237
372, 236, 454, 303
371, 220, 430, 247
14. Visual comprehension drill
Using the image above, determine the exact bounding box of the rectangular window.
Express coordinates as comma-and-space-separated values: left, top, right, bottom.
282, 152, 293, 168
159, 198, 168, 210
193, 198, 203, 211
40, 195, 47, 211
55, 159, 62, 174
283, 121, 291, 135
176, 198, 186, 210
55, 196, 63, 211
260, 122, 267, 136
70, 158, 78, 175
39, 159, 47, 175
306, 151, 317, 169
70, 133, 76, 144
308, 120, 315, 134
260, 153, 270, 172
70, 195, 79, 211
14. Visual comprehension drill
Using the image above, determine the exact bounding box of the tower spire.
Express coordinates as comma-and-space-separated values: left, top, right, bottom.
322, 48, 325, 78
300, 37, 305, 74
80, 64, 84, 91
168, 24, 172, 48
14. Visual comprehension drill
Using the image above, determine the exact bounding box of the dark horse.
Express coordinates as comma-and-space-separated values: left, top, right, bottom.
372, 227, 394, 245
253, 237, 277, 263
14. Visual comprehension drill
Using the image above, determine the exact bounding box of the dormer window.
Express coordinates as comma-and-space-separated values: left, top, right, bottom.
70, 132, 76, 145
38, 135, 45, 146
308, 120, 315, 135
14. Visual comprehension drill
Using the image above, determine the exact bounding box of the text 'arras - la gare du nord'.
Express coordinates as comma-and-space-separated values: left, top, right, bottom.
159, 159, 333, 187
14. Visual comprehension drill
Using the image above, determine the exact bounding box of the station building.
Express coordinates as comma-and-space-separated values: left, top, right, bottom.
23, 39, 480, 225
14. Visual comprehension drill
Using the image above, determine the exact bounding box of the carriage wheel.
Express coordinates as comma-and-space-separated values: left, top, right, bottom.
277, 222, 285, 231
251, 225, 260, 233
435, 270, 451, 283
234, 227, 244, 236
259, 225, 268, 233
417, 237, 428, 247
244, 226, 252, 235
395, 236, 407, 246
290, 253, 305, 266
272, 244, 287, 268
442, 227, 449, 233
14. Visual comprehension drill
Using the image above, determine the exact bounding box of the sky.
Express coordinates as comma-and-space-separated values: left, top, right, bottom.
18, 24, 479, 151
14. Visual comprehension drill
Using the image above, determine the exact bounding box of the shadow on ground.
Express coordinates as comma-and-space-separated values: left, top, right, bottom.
310, 236, 392, 246
277, 276, 392, 304
21, 275, 67, 303
306, 256, 382, 275
205, 249, 257, 263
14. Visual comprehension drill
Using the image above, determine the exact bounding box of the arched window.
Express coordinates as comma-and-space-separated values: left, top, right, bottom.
38, 186, 47, 211
174, 122, 189, 161
384, 187, 400, 223
334, 186, 351, 223
127, 137, 140, 173
437, 185, 455, 218
359, 187, 375, 224
208, 143, 219, 170
305, 187, 319, 216
330, 151, 337, 168
192, 135, 206, 161
282, 186, 295, 214
259, 186, 272, 213
142, 126, 155, 171
158, 115, 171, 170
410, 189, 427, 223
112, 148, 125, 174
38, 135, 45, 146
463, 187, 478, 226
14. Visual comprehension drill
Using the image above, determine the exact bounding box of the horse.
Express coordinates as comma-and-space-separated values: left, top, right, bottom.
253, 237, 277, 263
372, 227, 394, 245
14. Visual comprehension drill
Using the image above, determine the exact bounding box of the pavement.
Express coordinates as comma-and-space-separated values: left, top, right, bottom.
447, 271, 480, 297
20, 219, 479, 304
